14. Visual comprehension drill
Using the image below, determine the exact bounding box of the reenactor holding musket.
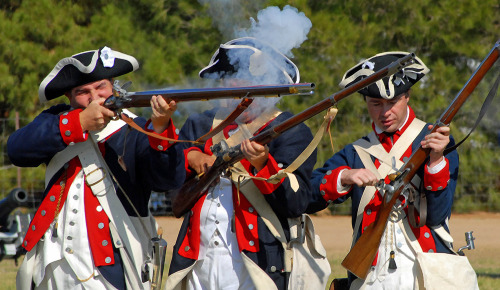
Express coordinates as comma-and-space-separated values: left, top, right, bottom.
307, 50, 491, 289
166, 37, 330, 290
8, 47, 185, 289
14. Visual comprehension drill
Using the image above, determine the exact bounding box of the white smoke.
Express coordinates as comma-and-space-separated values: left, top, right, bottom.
196, 2, 313, 118
236, 5, 312, 58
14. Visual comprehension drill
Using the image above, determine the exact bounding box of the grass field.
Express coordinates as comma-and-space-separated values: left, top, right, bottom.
2, 213, 499, 289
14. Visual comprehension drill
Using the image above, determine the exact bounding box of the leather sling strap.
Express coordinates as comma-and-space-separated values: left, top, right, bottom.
196, 98, 253, 143
444, 71, 500, 155
119, 112, 202, 144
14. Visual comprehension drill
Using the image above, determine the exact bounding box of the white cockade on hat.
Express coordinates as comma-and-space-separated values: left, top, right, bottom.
100, 46, 115, 68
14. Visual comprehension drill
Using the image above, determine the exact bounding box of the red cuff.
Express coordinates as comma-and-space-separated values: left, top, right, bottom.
239, 154, 284, 195
424, 158, 450, 191
59, 109, 87, 145
145, 119, 177, 151
319, 166, 351, 202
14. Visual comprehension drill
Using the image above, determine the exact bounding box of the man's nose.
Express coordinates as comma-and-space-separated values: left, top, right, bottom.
90, 90, 102, 101
382, 104, 393, 116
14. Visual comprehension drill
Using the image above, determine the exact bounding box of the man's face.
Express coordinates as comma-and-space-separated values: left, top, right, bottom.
365, 92, 409, 133
66, 79, 113, 109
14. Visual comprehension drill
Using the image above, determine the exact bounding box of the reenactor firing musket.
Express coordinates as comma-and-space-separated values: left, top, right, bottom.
341, 40, 500, 280
172, 53, 416, 218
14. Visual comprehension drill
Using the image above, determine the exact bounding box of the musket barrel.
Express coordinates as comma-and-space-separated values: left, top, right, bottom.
104, 83, 315, 110
438, 42, 500, 125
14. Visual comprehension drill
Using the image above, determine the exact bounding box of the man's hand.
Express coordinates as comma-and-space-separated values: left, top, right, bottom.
241, 139, 269, 172
341, 168, 378, 187
79, 98, 116, 132
187, 150, 216, 175
151, 95, 177, 133
421, 124, 450, 168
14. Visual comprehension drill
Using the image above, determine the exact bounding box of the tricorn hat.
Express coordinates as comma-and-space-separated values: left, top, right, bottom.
199, 37, 300, 84
39, 46, 139, 103
339, 51, 429, 99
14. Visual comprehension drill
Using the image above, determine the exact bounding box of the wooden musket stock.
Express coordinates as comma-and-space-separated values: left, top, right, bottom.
171, 53, 416, 218
341, 41, 500, 280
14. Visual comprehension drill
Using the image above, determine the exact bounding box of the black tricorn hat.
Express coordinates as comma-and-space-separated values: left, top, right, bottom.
339, 51, 429, 99
39, 46, 139, 103
199, 37, 300, 84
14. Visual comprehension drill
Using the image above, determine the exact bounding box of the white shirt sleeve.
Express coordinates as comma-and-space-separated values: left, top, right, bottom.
427, 156, 446, 174
337, 169, 352, 193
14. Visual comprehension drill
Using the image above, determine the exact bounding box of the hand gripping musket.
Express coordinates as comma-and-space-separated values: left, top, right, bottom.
103, 82, 316, 110
341, 41, 500, 280
171, 53, 416, 218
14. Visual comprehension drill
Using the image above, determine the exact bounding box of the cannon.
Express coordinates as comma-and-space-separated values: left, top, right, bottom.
0, 188, 34, 264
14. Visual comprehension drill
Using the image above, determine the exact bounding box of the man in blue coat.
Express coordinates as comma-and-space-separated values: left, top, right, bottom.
308, 52, 459, 289
166, 37, 329, 290
8, 47, 184, 289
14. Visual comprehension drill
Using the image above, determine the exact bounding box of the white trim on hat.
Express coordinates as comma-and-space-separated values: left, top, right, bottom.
199, 37, 300, 84
39, 50, 100, 103
339, 51, 429, 99
112, 50, 139, 71
38, 48, 139, 103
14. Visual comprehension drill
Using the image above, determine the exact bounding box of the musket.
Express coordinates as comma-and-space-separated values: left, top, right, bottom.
341, 41, 500, 280
171, 53, 416, 218
103, 82, 316, 110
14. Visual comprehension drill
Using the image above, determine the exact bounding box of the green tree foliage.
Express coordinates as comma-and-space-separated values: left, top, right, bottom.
1, 0, 499, 211
0, 0, 221, 117
278, 0, 500, 211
